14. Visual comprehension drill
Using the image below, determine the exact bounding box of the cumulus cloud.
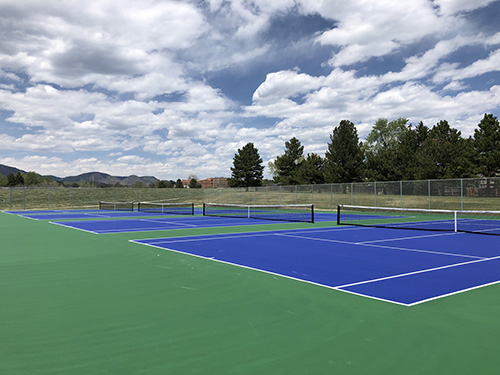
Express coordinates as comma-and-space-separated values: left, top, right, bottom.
0, 0, 499, 179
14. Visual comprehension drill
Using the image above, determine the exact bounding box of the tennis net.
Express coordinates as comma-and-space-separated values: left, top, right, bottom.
138, 202, 195, 215
203, 203, 314, 223
99, 201, 135, 211
337, 205, 500, 236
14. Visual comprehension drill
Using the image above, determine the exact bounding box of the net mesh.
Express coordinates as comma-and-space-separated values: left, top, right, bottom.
138, 202, 194, 215
203, 203, 314, 223
99, 201, 135, 211
337, 205, 500, 235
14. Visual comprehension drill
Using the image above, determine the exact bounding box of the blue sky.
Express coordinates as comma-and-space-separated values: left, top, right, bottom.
0, 0, 499, 180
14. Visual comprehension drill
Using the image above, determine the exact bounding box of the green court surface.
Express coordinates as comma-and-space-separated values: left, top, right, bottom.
2, 211, 500, 374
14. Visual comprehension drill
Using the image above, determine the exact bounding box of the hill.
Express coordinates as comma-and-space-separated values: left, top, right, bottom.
0, 164, 159, 187
0, 164, 25, 176
60, 172, 159, 187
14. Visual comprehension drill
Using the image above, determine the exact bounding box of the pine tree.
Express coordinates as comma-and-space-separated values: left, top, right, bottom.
272, 137, 304, 185
422, 120, 475, 179
229, 143, 264, 187
296, 153, 324, 184
473, 113, 500, 177
324, 120, 364, 183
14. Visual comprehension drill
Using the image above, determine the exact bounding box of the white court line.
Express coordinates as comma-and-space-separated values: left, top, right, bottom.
129, 239, 409, 306
140, 232, 276, 245
335, 255, 500, 289
18, 215, 41, 221
274, 233, 484, 259
97, 225, 185, 234
82, 213, 113, 218
129, 230, 500, 306
407, 279, 500, 306
139, 219, 198, 227
338, 255, 500, 306
356, 231, 460, 244
49, 221, 99, 234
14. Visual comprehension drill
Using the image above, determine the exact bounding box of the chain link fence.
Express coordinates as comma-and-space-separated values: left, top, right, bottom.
2, 177, 500, 211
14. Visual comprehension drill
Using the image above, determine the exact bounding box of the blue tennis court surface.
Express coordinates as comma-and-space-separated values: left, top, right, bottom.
47, 212, 337, 233
132, 227, 500, 306
49, 216, 313, 233
5, 208, 337, 223
5, 209, 203, 221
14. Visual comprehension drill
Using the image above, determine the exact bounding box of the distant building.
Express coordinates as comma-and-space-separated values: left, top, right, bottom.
199, 177, 228, 188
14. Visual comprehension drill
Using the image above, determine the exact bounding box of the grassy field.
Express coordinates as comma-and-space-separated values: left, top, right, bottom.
2, 211, 500, 374
2, 179, 500, 212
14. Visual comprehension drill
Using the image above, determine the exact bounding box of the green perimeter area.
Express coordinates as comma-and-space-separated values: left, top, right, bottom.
2, 212, 500, 374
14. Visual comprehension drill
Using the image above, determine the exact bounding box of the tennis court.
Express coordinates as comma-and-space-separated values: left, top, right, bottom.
47, 212, 336, 234
132, 226, 500, 306
2, 205, 500, 374
10, 209, 170, 221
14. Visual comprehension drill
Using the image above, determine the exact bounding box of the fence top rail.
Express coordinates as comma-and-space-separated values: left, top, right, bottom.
261, 177, 500, 190
341, 204, 500, 215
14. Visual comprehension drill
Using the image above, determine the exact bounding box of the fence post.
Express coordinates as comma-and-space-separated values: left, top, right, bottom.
428, 180, 431, 209
460, 178, 463, 210
330, 183, 333, 210
400, 180, 403, 208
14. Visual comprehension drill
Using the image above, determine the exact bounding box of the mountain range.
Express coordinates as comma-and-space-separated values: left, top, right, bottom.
0, 164, 159, 187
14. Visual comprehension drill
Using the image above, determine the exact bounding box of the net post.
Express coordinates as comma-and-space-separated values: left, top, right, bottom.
191, 203, 195, 215
311, 204, 314, 223
337, 205, 341, 225
454, 211, 457, 232
203, 203, 206, 216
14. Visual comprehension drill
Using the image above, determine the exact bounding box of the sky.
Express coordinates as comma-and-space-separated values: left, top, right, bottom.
1, 0, 500, 180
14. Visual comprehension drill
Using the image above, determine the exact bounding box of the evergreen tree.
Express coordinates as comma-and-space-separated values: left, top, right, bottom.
396, 122, 431, 180
7, 172, 24, 187
229, 142, 264, 187
473, 113, 500, 177
324, 120, 364, 183
421, 120, 475, 179
296, 153, 324, 184
272, 137, 304, 185
175, 179, 184, 188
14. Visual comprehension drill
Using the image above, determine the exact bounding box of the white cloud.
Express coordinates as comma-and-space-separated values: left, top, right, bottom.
0, 0, 499, 180
312, 0, 450, 67
433, 49, 500, 83
434, 0, 498, 15
252, 70, 325, 104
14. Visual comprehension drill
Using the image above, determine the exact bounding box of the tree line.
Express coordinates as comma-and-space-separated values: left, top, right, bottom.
0, 172, 203, 189
0, 172, 57, 187
228, 113, 500, 187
